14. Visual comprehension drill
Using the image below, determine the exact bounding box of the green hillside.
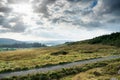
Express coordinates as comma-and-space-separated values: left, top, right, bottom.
66, 32, 120, 47
88, 32, 120, 47
0, 32, 120, 80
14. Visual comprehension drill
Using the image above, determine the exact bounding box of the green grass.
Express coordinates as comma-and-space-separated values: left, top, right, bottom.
60, 59, 120, 80
2, 58, 120, 80
1, 61, 109, 80
0, 43, 120, 73
2, 48, 120, 80
60, 76, 73, 80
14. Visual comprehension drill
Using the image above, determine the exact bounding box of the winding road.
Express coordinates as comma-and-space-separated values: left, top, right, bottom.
0, 55, 120, 79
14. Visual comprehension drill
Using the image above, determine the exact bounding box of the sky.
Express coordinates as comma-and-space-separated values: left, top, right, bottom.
0, 0, 120, 41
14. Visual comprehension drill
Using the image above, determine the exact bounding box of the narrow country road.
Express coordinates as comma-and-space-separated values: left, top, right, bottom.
0, 55, 120, 79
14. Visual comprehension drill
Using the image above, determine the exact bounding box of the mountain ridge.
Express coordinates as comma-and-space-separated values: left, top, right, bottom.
0, 38, 23, 45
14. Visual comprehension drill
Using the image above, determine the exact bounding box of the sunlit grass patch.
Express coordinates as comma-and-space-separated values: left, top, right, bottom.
0, 43, 119, 73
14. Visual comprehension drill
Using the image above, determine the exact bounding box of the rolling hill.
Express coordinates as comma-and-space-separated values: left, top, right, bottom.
0, 38, 46, 48
0, 33, 120, 80
66, 32, 120, 47
0, 38, 23, 45
88, 32, 120, 47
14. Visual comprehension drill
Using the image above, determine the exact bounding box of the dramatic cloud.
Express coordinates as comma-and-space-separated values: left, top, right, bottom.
0, 21, 27, 33
0, 0, 12, 13
0, 0, 120, 41
7, 0, 29, 4
0, 13, 27, 33
94, 0, 120, 16
0, 7, 12, 13
32, 0, 57, 17
45, 0, 120, 30
93, 0, 120, 25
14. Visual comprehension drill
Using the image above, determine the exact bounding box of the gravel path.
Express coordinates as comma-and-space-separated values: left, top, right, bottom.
0, 55, 120, 79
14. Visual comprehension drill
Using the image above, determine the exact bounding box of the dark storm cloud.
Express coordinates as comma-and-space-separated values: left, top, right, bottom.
46, 0, 98, 28
0, 21, 27, 33
32, 0, 56, 17
0, 7, 12, 13
67, 0, 93, 3
94, 0, 120, 16
0, 0, 120, 34
93, 0, 120, 27
0, 14, 27, 33
0, 0, 27, 33
0, 0, 12, 13
107, 18, 120, 24
11, 22, 27, 32
45, 0, 120, 29
67, 0, 81, 2
0, 15, 4, 25
73, 20, 102, 28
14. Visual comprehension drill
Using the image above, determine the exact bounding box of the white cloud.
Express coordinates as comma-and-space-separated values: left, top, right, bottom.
0, 0, 120, 41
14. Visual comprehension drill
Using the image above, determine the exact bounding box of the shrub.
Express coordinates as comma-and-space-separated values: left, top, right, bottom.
51, 51, 68, 56
103, 63, 120, 75
93, 71, 101, 76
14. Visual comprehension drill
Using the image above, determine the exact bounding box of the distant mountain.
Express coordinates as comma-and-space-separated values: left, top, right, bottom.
0, 38, 46, 48
40, 40, 72, 46
0, 38, 23, 45
0, 38, 71, 48
26, 40, 72, 46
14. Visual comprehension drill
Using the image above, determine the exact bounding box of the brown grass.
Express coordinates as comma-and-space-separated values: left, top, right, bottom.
0, 43, 119, 73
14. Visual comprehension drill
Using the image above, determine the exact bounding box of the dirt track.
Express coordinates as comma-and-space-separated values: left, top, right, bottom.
0, 55, 120, 79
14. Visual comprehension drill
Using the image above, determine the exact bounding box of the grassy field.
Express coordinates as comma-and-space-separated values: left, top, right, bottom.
2, 57, 120, 80
61, 59, 120, 80
0, 43, 120, 73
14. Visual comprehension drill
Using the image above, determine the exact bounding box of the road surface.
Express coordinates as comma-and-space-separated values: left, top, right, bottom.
0, 55, 120, 79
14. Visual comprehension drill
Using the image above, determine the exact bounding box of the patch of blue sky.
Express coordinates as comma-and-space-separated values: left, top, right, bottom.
90, 0, 98, 8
